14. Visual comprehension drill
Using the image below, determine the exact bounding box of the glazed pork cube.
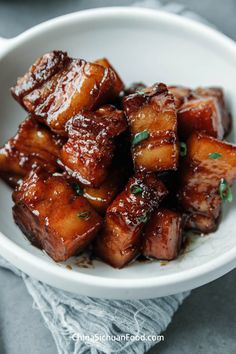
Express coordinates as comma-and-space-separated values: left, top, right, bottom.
123, 83, 179, 172
12, 170, 103, 262
94, 174, 168, 268
194, 87, 231, 136
183, 213, 218, 234
177, 86, 231, 140
177, 132, 236, 233
142, 208, 182, 260
82, 164, 129, 214
11, 51, 122, 135
0, 116, 63, 187
178, 97, 224, 140
94, 58, 124, 97
59, 105, 127, 186
168, 85, 192, 109
11, 51, 70, 101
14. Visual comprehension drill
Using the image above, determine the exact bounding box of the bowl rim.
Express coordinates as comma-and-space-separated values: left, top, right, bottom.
0, 6, 236, 297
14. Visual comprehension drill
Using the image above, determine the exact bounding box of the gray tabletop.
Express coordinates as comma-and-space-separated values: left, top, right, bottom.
0, 1, 236, 353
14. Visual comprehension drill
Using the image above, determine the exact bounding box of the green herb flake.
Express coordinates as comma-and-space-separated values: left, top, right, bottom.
130, 184, 143, 194
77, 211, 91, 219
219, 178, 233, 202
208, 152, 222, 160
137, 213, 149, 224
136, 88, 146, 94
71, 182, 83, 196
132, 130, 149, 146
180, 142, 187, 157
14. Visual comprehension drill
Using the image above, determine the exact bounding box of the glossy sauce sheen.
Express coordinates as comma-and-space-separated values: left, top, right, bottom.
194, 87, 231, 136
82, 163, 129, 214
123, 83, 179, 172
0, 116, 64, 187
59, 105, 127, 187
94, 174, 168, 268
178, 97, 224, 140
12, 170, 103, 262
3, 50, 235, 268
178, 132, 236, 233
169, 86, 231, 140
11, 51, 124, 135
142, 208, 182, 260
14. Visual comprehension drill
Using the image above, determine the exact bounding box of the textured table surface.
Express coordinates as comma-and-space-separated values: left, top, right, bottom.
0, 1, 236, 353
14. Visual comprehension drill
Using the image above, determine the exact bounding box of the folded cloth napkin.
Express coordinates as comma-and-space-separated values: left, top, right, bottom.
0, 1, 210, 353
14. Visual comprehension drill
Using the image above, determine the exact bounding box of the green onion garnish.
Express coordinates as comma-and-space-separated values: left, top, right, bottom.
77, 211, 91, 219
71, 182, 83, 196
136, 88, 146, 94
180, 142, 187, 157
137, 213, 149, 224
132, 130, 149, 146
130, 184, 143, 194
209, 152, 222, 160
219, 178, 233, 202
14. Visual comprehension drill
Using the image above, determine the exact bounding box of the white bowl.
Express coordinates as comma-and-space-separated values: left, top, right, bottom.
1, 7, 236, 299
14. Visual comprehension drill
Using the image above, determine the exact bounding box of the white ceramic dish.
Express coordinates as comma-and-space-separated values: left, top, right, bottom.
1, 7, 236, 299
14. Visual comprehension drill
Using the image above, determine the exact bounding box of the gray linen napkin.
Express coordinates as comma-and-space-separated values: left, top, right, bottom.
0, 1, 210, 353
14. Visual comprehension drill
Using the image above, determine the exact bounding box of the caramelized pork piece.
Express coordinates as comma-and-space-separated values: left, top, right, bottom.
177, 132, 236, 233
83, 164, 129, 214
11, 51, 123, 135
142, 208, 182, 260
59, 105, 127, 186
123, 83, 179, 172
184, 213, 219, 234
177, 86, 231, 140
12, 170, 102, 262
168, 86, 192, 109
194, 87, 231, 136
11, 51, 70, 101
0, 117, 63, 187
94, 174, 168, 268
178, 97, 224, 140
94, 58, 124, 97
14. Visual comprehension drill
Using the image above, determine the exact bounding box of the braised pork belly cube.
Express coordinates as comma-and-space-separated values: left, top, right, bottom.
177, 132, 236, 233
194, 87, 231, 136
0, 117, 63, 187
142, 208, 182, 260
123, 83, 179, 172
177, 86, 231, 140
59, 105, 127, 187
94, 58, 124, 97
168, 86, 192, 109
83, 163, 129, 214
12, 170, 102, 262
184, 213, 219, 234
11, 51, 70, 102
178, 96, 224, 140
11, 51, 122, 135
65, 162, 130, 214
94, 174, 168, 268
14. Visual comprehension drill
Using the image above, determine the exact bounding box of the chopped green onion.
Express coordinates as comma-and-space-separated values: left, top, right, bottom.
180, 142, 187, 157
219, 178, 233, 202
137, 213, 149, 224
130, 184, 143, 194
136, 88, 146, 94
77, 211, 91, 219
209, 152, 222, 159
132, 130, 149, 146
71, 182, 83, 196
